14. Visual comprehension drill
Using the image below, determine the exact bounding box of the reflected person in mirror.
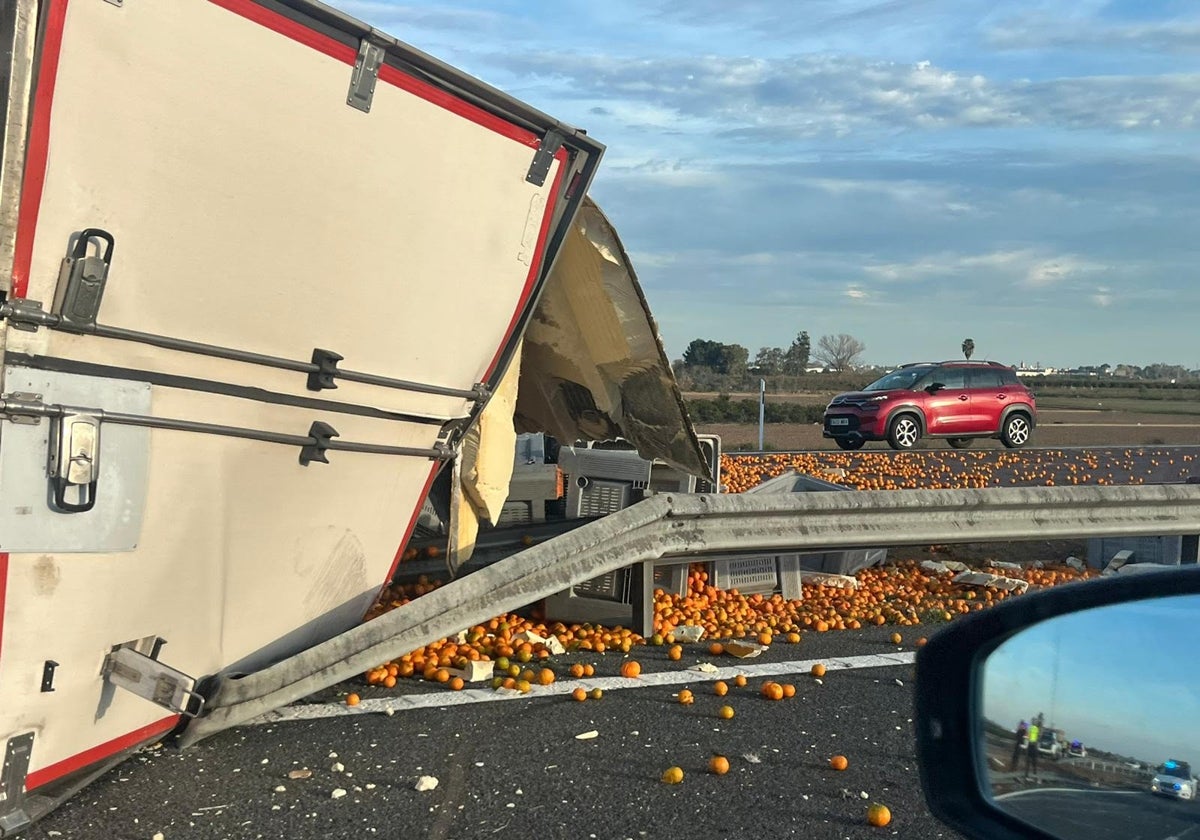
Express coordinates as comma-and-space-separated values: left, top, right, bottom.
1010, 720, 1029, 771
1024, 718, 1041, 782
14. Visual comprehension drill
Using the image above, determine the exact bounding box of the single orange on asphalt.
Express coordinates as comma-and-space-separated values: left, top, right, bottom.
345, 693, 360, 706
718, 705, 734, 720
709, 642, 725, 656
867, 804, 891, 827
709, 756, 730, 775
661, 766, 684, 784
678, 689, 695, 705
811, 663, 827, 678
571, 687, 587, 702
830, 755, 849, 771
782, 683, 796, 698
734, 674, 748, 688
714, 680, 729, 697
668, 645, 683, 661
620, 661, 642, 678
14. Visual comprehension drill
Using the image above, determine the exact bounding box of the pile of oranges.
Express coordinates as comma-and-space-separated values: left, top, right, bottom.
717, 450, 1190, 493
359, 558, 1094, 690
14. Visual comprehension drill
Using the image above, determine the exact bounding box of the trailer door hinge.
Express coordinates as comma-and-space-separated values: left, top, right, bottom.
0, 732, 34, 834
347, 40, 385, 113
526, 129, 565, 187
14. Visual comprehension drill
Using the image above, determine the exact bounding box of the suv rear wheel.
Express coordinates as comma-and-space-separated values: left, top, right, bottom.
947, 438, 972, 449
887, 414, 922, 450
1000, 413, 1032, 449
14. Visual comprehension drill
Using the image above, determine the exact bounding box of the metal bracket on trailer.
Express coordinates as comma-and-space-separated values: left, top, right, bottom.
347, 39, 385, 113
526, 129, 565, 187
102, 646, 205, 718
0, 733, 34, 836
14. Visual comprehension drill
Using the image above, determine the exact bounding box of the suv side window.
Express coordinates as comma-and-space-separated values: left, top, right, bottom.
931, 367, 967, 389
1000, 369, 1020, 386
969, 368, 1003, 389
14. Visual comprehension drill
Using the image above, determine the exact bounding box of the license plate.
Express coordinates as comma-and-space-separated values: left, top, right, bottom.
829, 418, 849, 426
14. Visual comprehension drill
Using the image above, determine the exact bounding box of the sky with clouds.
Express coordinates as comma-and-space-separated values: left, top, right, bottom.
335, 0, 1200, 369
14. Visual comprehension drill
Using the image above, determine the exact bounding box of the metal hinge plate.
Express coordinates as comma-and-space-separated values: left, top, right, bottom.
347, 40, 385, 113
0, 732, 34, 834
526, 129, 565, 187
103, 646, 205, 718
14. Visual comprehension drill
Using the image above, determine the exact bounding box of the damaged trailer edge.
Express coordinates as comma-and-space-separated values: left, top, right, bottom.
182, 482, 1200, 745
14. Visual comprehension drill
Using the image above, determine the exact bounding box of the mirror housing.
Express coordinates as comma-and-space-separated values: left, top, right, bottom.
926, 382, 945, 394
915, 565, 1200, 840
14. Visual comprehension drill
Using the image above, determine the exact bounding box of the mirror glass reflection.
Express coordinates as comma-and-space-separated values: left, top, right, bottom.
981, 594, 1200, 840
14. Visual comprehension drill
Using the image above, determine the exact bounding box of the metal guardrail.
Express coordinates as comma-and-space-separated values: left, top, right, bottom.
180, 483, 1200, 745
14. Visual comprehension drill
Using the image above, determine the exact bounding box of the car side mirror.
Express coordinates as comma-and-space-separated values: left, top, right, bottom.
915, 566, 1200, 840
926, 382, 945, 393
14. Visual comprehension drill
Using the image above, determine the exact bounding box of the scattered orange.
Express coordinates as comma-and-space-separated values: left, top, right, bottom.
734, 674, 747, 688
667, 645, 683, 661
709, 642, 725, 656
435, 668, 450, 683
830, 755, 849, 771
714, 681, 729, 697
718, 705, 734, 720
620, 661, 642, 678
782, 683, 796, 698
345, 693, 360, 706
761, 682, 784, 701
589, 687, 603, 700
708, 755, 730, 775
538, 668, 555, 686
569, 663, 585, 678
678, 689, 695, 705
867, 804, 892, 827
890, 632, 903, 645
916, 637, 928, 647
661, 766, 684, 784
571, 687, 587, 702
449, 677, 465, 691
811, 663, 827, 678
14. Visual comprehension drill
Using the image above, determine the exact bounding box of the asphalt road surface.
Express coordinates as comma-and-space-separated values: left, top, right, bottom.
996, 787, 1200, 840
30, 627, 966, 840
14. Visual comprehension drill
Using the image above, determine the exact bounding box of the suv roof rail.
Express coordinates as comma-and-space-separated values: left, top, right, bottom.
934, 359, 1011, 367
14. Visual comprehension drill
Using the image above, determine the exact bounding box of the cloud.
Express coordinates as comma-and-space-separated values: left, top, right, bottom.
1092, 286, 1113, 307
484, 51, 1200, 139
986, 15, 1200, 55
845, 286, 870, 300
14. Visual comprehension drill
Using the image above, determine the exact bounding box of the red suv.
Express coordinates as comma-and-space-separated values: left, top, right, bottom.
822, 361, 1036, 451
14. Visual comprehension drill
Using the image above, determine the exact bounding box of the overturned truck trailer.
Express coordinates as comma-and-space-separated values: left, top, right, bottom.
0, 0, 708, 830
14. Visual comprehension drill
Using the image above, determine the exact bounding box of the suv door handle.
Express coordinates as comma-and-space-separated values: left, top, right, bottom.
997, 394, 1007, 400
958, 395, 968, 401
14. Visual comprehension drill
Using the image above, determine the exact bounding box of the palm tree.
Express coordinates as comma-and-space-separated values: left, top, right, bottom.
962, 338, 975, 360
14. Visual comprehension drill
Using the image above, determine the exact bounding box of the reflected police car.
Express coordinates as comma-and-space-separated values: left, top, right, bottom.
1151, 760, 1197, 801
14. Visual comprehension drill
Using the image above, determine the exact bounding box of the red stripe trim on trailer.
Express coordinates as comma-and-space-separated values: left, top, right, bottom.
9, 0, 69, 298
0, 553, 7, 670
25, 714, 179, 791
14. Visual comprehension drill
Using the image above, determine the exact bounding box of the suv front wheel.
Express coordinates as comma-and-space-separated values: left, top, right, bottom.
1000, 413, 1032, 449
887, 414, 922, 450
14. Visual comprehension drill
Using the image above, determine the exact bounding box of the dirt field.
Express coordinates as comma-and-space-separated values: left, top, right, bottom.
701, 408, 1200, 450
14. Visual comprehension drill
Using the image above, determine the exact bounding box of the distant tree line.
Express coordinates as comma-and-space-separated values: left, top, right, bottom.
674, 331, 867, 391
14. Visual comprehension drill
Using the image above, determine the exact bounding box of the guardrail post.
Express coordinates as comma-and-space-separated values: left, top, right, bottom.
630, 560, 656, 638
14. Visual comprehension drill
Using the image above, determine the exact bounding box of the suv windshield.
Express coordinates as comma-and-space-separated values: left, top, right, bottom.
1162, 761, 1192, 779
863, 367, 933, 392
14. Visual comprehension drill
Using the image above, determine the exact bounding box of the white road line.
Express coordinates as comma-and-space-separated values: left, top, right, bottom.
995, 787, 1141, 801
247, 651, 916, 725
